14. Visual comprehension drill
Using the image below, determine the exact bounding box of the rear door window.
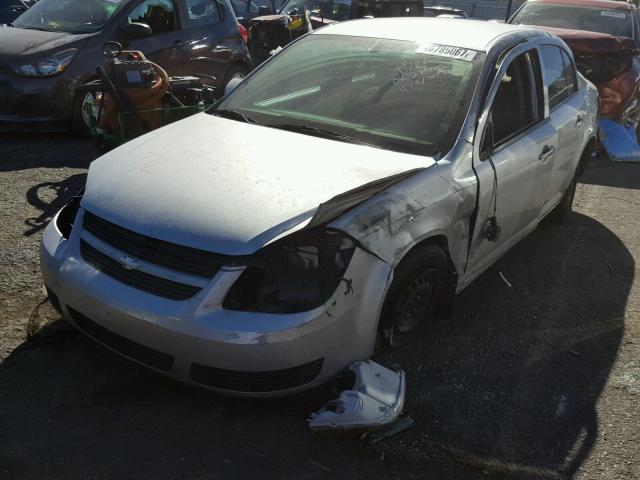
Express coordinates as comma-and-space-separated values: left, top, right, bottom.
560, 49, 578, 95
128, 0, 177, 33
539, 45, 575, 110
182, 0, 221, 27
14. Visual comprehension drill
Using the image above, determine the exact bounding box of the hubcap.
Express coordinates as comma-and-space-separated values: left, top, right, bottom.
393, 269, 436, 333
81, 92, 101, 129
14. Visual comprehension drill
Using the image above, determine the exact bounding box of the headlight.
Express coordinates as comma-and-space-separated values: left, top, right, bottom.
223, 229, 356, 313
15, 49, 78, 77
55, 189, 84, 239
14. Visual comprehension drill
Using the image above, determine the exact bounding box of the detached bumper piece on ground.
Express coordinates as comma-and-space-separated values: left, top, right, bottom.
308, 361, 408, 435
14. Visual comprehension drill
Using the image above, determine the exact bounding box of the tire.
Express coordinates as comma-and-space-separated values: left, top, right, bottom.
546, 141, 595, 225
71, 91, 101, 137
379, 244, 449, 349
547, 175, 577, 225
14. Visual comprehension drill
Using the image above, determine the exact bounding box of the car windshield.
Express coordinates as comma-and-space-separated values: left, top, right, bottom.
279, 0, 423, 21
214, 35, 483, 157
280, 0, 353, 20
511, 3, 633, 38
12, 0, 127, 33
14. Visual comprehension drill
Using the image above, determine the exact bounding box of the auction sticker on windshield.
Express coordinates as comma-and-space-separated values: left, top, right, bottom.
415, 44, 477, 62
601, 10, 626, 19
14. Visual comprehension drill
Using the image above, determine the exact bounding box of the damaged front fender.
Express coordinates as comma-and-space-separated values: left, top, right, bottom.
327, 167, 469, 272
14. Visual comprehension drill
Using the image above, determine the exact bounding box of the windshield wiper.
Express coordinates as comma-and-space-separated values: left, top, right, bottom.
268, 123, 381, 148
214, 109, 260, 124
18, 25, 56, 32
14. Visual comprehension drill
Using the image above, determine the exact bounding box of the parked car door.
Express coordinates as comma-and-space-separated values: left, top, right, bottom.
121, 0, 190, 75
177, 0, 236, 80
537, 43, 583, 216
466, 45, 559, 276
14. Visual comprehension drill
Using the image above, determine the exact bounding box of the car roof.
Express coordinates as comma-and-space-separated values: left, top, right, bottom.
525, 0, 633, 10
315, 18, 553, 52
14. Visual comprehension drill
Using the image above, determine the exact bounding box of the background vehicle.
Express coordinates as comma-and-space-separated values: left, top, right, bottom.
510, 0, 640, 160
423, 5, 467, 18
41, 19, 597, 396
0, 0, 31, 25
0, 0, 251, 135
247, 0, 424, 64
510, 0, 639, 43
230, 0, 286, 21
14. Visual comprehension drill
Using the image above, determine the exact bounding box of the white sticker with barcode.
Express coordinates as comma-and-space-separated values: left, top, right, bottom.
601, 10, 626, 19
415, 43, 477, 62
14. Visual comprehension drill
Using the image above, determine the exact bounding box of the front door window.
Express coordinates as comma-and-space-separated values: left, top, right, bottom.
128, 0, 177, 34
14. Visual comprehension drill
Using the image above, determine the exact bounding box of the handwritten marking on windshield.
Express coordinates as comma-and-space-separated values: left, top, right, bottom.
391, 62, 449, 93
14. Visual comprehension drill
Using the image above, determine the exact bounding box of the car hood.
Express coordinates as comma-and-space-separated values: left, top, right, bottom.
536, 26, 637, 54
0, 25, 91, 58
83, 113, 433, 256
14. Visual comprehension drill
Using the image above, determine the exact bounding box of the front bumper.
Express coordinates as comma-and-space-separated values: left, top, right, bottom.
0, 72, 73, 132
40, 209, 391, 396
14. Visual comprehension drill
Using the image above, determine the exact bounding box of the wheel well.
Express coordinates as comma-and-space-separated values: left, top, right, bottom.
399, 235, 451, 267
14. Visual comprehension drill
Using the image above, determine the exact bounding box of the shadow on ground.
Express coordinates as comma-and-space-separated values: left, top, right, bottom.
0, 133, 97, 172
23, 174, 87, 236
0, 211, 633, 479
579, 157, 640, 190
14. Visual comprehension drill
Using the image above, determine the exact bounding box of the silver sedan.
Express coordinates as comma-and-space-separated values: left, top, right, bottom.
40, 18, 598, 396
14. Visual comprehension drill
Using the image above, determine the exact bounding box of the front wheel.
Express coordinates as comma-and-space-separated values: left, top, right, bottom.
71, 91, 101, 137
379, 244, 448, 349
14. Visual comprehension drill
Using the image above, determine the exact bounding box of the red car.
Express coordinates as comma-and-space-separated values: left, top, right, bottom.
510, 0, 640, 161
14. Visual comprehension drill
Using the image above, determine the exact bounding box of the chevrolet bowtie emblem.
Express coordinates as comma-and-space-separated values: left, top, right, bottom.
119, 256, 141, 271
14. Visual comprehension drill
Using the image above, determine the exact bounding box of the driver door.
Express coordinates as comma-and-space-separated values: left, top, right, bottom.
120, 0, 189, 75
466, 45, 558, 277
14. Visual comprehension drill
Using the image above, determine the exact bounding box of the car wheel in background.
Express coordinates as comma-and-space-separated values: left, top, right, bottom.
221, 64, 248, 97
379, 244, 448, 349
71, 91, 101, 137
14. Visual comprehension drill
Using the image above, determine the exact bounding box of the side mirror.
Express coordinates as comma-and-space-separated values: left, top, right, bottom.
120, 22, 153, 40
258, 5, 273, 15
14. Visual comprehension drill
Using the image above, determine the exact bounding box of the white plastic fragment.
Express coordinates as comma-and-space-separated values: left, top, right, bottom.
307, 360, 406, 431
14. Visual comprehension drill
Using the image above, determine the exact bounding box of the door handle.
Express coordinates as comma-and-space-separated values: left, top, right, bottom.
173, 40, 186, 49
575, 115, 583, 127
539, 145, 556, 162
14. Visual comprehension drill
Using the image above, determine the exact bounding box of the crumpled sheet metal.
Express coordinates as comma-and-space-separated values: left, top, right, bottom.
307, 360, 406, 431
599, 118, 640, 162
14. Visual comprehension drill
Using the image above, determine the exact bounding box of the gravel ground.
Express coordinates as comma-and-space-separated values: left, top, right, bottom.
0, 133, 638, 479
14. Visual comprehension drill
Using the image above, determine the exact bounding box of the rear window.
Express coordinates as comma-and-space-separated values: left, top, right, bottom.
511, 3, 633, 38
